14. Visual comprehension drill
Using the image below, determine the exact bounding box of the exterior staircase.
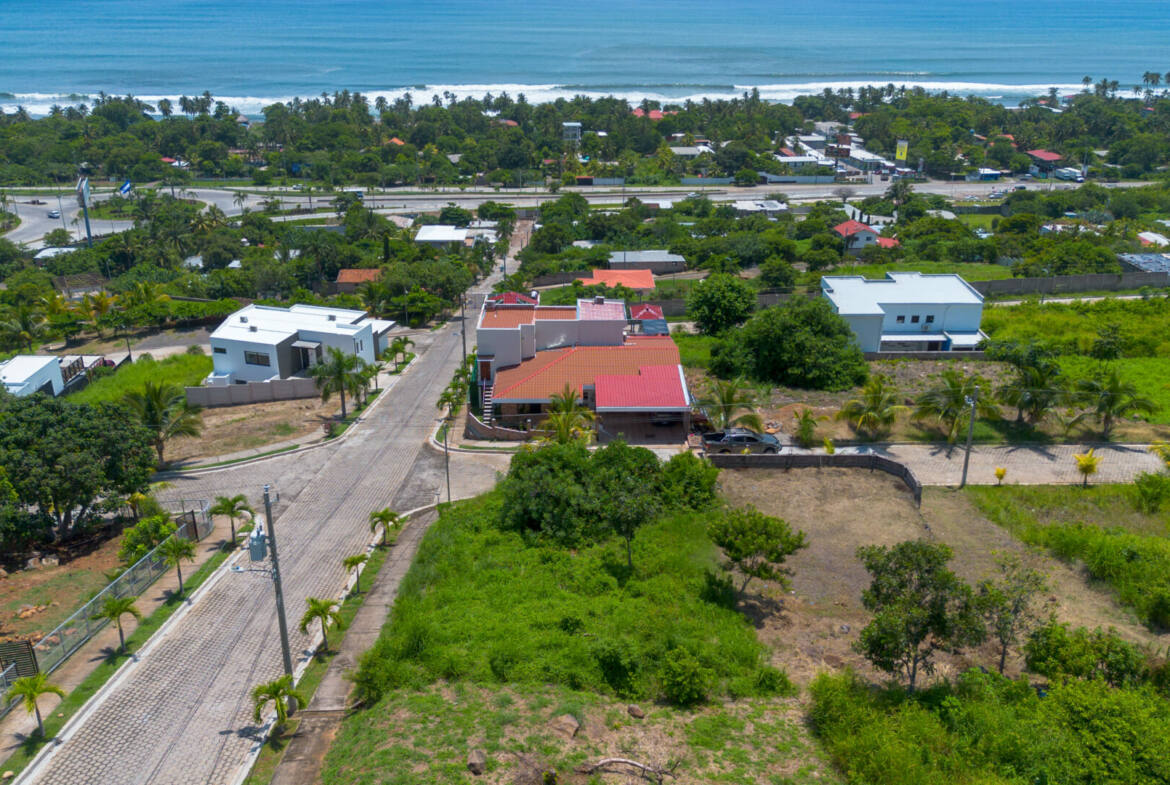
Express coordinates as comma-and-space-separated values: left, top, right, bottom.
482, 383, 495, 425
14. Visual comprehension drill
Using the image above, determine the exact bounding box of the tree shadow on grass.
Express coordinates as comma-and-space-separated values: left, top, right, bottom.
736, 592, 790, 630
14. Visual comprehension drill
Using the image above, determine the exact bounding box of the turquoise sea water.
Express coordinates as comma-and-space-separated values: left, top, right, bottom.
2, 0, 1169, 112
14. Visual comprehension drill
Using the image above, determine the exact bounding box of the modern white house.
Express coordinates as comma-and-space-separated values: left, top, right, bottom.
0, 355, 65, 396
821, 272, 987, 353
414, 225, 469, 248
206, 304, 395, 384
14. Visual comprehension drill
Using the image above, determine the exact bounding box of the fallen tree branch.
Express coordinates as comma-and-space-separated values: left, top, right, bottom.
576, 757, 677, 783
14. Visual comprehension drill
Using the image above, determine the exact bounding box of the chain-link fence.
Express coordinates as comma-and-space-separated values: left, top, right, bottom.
0, 500, 214, 721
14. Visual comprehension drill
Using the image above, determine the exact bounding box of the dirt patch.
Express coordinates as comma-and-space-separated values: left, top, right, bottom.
0, 535, 123, 642
716, 467, 1167, 687
167, 396, 342, 463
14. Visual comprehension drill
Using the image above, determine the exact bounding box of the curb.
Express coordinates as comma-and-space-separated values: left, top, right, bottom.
227, 502, 441, 785
155, 356, 422, 478
14, 545, 247, 785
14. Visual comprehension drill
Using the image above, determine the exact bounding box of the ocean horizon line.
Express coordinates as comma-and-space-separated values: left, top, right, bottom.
0, 79, 1091, 116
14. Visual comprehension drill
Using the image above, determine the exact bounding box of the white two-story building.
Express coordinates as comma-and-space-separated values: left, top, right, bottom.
206, 304, 395, 384
821, 272, 987, 353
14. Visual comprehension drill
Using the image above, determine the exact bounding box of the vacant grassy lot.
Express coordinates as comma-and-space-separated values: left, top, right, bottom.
982, 296, 1170, 356
967, 484, 1170, 629
70, 353, 212, 405
166, 396, 340, 464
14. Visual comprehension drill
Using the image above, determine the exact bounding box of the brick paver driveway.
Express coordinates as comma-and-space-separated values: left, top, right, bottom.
18, 303, 483, 785
841, 442, 1164, 486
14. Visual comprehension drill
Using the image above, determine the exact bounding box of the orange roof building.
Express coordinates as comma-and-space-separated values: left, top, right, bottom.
335, 268, 383, 292
575, 268, 656, 292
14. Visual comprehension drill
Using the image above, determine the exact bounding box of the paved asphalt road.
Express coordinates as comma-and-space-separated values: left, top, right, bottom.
17, 289, 491, 785
3, 176, 1137, 249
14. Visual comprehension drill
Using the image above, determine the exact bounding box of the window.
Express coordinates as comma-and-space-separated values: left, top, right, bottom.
244, 351, 270, 367
925, 314, 935, 324
896, 315, 905, 324
911, 315, 920, 324
213, 347, 226, 354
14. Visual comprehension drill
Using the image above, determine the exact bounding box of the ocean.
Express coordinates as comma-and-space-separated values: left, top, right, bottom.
2, 0, 1169, 114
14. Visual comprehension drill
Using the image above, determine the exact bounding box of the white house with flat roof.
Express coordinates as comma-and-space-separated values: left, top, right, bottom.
206, 304, 395, 384
414, 225, 469, 248
821, 272, 987, 353
0, 355, 65, 396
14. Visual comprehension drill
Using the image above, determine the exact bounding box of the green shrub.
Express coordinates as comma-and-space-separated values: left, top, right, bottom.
1024, 621, 1148, 687
660, 451, 719, 510
352, 493, 767, 706
118, 513, 176, 564
660, 648, 709, 707
1131, 471, 1170, 513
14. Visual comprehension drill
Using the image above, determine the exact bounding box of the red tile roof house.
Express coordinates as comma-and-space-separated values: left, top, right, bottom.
474, 297, 691, 440
334, 267, 382, 293
833, 220, 881, 255
1026, 149, 1063, 171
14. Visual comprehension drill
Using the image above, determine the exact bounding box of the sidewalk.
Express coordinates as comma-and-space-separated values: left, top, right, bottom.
267, 511, 438, 785
0, 518, 229, 756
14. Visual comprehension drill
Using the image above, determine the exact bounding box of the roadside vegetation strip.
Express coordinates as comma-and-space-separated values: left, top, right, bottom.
241, 540, 394, 785
174, 443, 301, 471
966, 483, 1170, 629
69, 353, 212, 405
0, 545, 232, 776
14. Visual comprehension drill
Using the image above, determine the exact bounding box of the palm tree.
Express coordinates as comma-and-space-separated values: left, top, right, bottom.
90, 595, 142, 653
0, 303, 46, 351
697, 376, 763, 432
209, 494, 252, 548
232, 191, 248, 215
998, 361, 1067, 425
1074, 448, 1101, 487
384, 335, 415, 371
836, 374, 907, 439
311, 347, 365, 420
7, 674, 66, 737
160, 536, 197, 596
251, 675, 306, 729
122, 381, 203, 466
342, 553, 368, 593
368, 507, 400, 548
913, 369, 999, 446
299, 597, 344, 652
1075, 368, 1157, 439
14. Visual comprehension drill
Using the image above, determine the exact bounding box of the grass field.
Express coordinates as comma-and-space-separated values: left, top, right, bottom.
70, 353, 212, 405
955, 213, 998, 230
672, 332, 716, 369
1057, 356, 1170, 425
982, 296, 1170, 356
967, 484, 1170, 628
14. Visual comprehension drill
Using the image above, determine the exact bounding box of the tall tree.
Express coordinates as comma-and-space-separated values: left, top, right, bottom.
311, 347, 365, 420
122, 381, 203, 466
854, 541, 985, 692
0, 396, 154, 540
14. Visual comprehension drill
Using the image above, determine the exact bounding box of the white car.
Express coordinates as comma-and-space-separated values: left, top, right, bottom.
47, 209, 61, 219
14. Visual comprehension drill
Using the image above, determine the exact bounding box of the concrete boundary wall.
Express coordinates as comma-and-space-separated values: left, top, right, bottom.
974, 272, 1170, 297
464, 412, 528, 441
865, 350, 988, 361
185, 377, 318, 407
708, 452, 923, 506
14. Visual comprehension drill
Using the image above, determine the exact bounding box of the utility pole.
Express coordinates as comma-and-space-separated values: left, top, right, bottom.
959, 386, 979, 488
459, 293, 467, 360
263, 485, 294, 678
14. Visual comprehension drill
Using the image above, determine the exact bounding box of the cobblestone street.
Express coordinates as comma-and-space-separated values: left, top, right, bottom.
18, 308, 486, 785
